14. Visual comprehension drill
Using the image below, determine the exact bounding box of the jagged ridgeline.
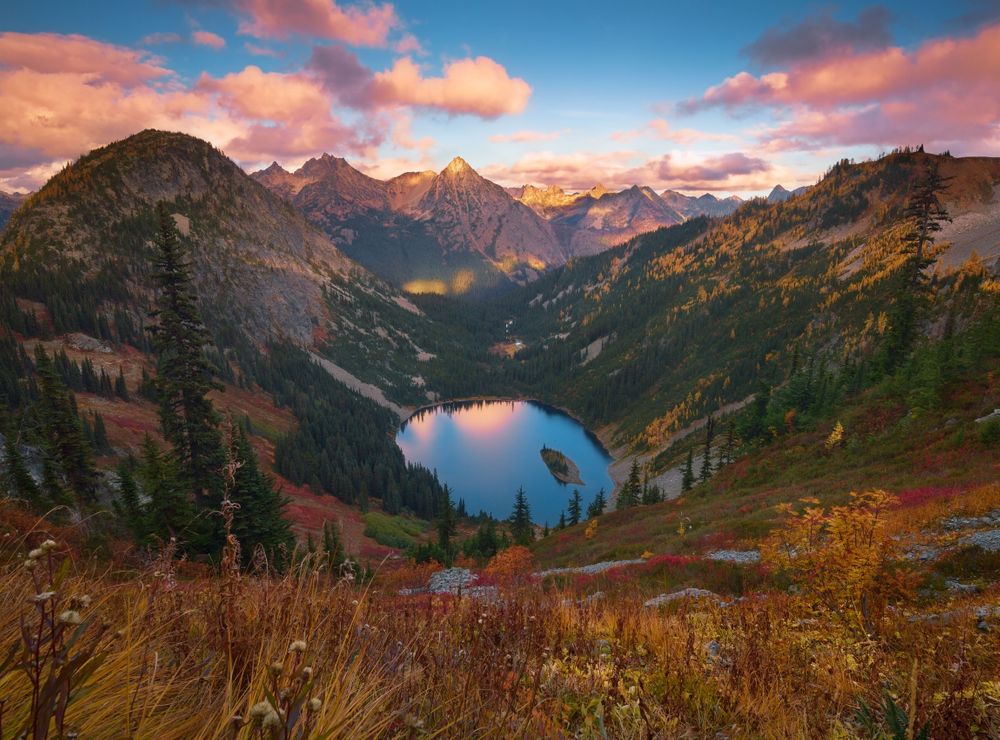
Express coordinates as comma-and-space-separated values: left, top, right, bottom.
497, 150, 1000, 448
0, 129, 494, 407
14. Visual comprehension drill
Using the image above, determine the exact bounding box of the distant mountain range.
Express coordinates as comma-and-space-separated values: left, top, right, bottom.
251, 156, 758, 295
0, 190, 26, 230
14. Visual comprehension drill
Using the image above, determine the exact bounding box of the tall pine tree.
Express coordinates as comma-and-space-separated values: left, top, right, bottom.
147, 204, 227, 550
509, 486, 534, 545
567, 489, 582, 525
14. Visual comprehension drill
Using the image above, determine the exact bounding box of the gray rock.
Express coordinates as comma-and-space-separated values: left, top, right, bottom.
536, 558, 645, 578
427, 567, 478, 593
975, 409, 1000, 424
962, 529, 1000, 552
705, 549, 761, 564
945, 579, 978, 594
644, 588, 721, 608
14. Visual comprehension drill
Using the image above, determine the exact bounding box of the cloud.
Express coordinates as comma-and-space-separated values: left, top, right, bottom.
233, 0, 398, 46
686, 22, 1000, 154
481, 149, 774, 192
371, 56, 531, 118
611, 118, 738, 145
192, 30, 226, 49
142, 32, 183, 45
490, 129, 564, 143
394, 33, 424, 55
244, 42, 281, 56
743, 6, 892, 67
310, 47, 532, 118
0, 32, 169, 86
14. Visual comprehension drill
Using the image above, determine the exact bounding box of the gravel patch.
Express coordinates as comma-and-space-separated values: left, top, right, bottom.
644, 588, 721, 608
943, 510, 1000, 531
705, 550, 761, 564
536, 559, 645, 578
962, 529, 1000, 552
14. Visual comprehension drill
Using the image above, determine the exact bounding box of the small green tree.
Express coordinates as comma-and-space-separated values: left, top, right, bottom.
322, 519, 346, 573
681, 449, 695, 492
617, 458, 642, 510
567, 489, 582, 525
699, 416, 715, 483
437, 484, 457, 558
509, 487, 534, 545
587, 488, 607, 518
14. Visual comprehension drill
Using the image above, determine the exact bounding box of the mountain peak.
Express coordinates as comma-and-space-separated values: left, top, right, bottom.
443, 156, 474, 175
587, 184, 608, 199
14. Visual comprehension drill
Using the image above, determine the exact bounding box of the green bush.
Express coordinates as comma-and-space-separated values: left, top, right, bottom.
363, 512, 428, 549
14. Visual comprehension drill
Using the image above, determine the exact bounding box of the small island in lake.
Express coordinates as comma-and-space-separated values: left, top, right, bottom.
540, 445, 585, 485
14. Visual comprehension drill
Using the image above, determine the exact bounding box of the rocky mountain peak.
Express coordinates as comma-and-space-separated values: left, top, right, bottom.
443, 156, 474, 176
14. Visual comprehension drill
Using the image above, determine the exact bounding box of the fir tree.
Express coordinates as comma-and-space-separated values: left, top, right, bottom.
642, 482, 663, 505
699, 416, 715, 483
33, 345, 98, 505
567, 489, 582, 525
114, 459, 145, 540
722, 420, 737, 466
558, 510, 566, 530
322, 519, 346, 574
681, 448, 695, 492
1, 414, 42, 507
228, 425, 294, 567
147, 204, 226, 521
509, 486, 534, 546
617, 458, 641, 509
437, 484, 457, 556
92, 412, 109, 454
138, 434, 196, 544
587, 488, 607, 518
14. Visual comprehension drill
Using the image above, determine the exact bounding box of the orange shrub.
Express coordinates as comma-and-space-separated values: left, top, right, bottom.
484, 546, 534, 578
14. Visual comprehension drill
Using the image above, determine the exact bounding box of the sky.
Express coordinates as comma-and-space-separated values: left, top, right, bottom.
2, 0, 999, 196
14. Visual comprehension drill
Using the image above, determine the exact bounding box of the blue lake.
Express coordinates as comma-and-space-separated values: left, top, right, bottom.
396, 400, 614, 525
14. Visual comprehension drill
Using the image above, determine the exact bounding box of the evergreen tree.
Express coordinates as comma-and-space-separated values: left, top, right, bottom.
642, 482, 663, 505
114, 459, 144, 540
92, 412, 109, 454
699, 416, 715, 483
228, 425, 294, 567
1, 414, 42, 507
114, 366, 129, 400
138, 434, 196, 544
557, 510, 566, 530
682, 448, 695, 492
882, 165, 951, 372
147, 204, 226, 521
567, 489, 582, 525
33, 345, 98, 505
437, 484, 457, 556
509, 486, 534, 545
587, 488, 607, 518
322, 519, 346, 573
617, 458, 641, 509
722, 421, 737, 466
542, 522, 550, 537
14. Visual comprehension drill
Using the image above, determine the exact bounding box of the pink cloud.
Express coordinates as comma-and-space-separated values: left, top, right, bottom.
197, 66, 329, 120
0, 32, 169, 86
481, 149, 777, 192
688, 22, 1000, 153
394, 33, 424, 55
141, 32, 183, 46
192, 30, 226, 49
611, 118, 738, 145
234, 0, 398, 47
371, 56, 531, 118
490, 129, 565, 143
244, 42, 281, 57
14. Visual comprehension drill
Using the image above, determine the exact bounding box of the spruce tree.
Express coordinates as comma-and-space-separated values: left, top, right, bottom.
1, 414, 42, 507
567, 489, 582, 525
558, 511, 566, 529
617, 458, 641, 509
682, 448, 695, 492
587, 488, 607, 518
642, 482, 663, 505
437, 484, 457, 557
322, 519, 346, 573
228, 425, 294, 567
699, 416, 715, 483
509, 486, 533, 545
147, 204, 226, 522
114, 460, 145, 540
33, 345, 98, 505
138, 434, 196, 544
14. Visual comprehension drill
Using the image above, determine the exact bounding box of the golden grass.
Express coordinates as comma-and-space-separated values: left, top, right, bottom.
2, 499, 1000, 737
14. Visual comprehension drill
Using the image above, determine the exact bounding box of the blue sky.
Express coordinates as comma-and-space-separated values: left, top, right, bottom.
2, 0, 999, 195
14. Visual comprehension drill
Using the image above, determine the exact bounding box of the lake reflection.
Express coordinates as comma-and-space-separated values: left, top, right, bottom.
396, 400, 613, 525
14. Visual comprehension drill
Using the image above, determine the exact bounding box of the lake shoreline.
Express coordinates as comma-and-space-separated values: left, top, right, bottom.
540, 447, 585, 486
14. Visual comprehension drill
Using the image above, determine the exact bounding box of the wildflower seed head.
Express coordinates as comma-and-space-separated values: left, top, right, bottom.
30, 591, 56, 603
41, 539, 58, 552
28, 548, 44, 560
249, 701, 272, 721
301, 666, 314, 680
262, 710, 282, 730
288, 639, 307, 653
23, 559, 37, 570
308, 697, 322, 712
59, 610, 82, 625
70, 594, 92, 609
269, 661, 283, 676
